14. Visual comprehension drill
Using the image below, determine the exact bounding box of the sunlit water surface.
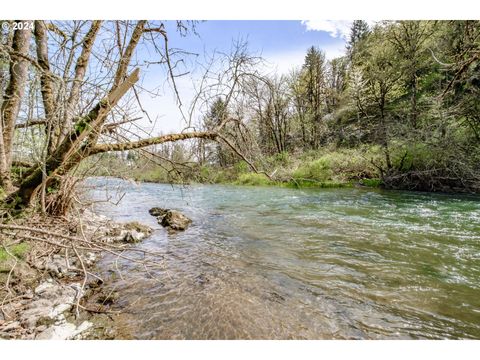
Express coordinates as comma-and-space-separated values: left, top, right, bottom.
84, 177, 480, 339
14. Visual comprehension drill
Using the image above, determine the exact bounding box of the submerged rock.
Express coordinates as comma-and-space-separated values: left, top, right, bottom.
96, 291, 120, 305
149, 207, 192, 231
195, 273, 209, 285
161, 210, 192, 231
106, 221, 152, 243
149, 207, 167, 218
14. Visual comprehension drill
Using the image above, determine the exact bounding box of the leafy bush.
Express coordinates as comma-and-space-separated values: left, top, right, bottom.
233, 161, 249, 174
293, 147, 381, 183
359, 178, 383, 187
293, 157, 332, 182
288, 179, 353, 188
236, 173, 272, 186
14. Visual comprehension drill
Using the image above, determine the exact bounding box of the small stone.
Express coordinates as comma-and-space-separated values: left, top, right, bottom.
35, 282, 55, 295
36, 323, 75, 340
0, 321, 20, 332
87, 277, 104, 289
195, 274, 209, 285
97, 291, 120, 305
52, 304, 72, 318
36, 325, 47, 332
149, 207, 167, 218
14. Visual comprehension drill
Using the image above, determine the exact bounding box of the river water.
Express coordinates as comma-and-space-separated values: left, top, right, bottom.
85, 177, 480, 339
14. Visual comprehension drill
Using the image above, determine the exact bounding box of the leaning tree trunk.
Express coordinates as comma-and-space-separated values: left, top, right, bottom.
8, 68, 141, 207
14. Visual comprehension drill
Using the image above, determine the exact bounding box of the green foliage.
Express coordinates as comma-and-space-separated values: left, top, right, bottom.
293, 158, 332, 182
347, 20, 370, 57
391, 142, 430, 171
74, 120, 88, 133
236, 173, 272, 186
65, 21, 480, 194
198, 166, 233, 184
0, 243, 29, 262
271, 152, 291, 166
293, 147, 382, 183
359, 178, 383, 187
288, 179, 353, 189
234, 161, 249, 174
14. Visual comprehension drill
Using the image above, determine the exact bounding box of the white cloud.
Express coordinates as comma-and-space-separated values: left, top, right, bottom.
301, 20, 378, 40
301, 20, 353, 39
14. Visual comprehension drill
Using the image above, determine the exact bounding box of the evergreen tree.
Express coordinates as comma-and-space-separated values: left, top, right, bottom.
347, 20, 370, 62
302, 46, 327, 148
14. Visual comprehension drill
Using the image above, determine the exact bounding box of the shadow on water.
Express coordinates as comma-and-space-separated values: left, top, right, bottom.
83, 177, 480, 339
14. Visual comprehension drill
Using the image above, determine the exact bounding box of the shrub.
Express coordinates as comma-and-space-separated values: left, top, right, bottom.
359, 178, 383, 187
293, 157, 332, 182
236, 173, 272, 186
293, 147, 381, 183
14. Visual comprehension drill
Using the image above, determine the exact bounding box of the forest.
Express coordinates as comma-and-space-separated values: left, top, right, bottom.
82, 20, 480, 195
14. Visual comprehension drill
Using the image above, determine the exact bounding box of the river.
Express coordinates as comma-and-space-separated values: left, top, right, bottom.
84, 177, 480, 339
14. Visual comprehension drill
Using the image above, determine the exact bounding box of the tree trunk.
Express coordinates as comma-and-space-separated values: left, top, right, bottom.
34, 20, 57, 155
410, 74, 418, 129
9, 68, 141, 207
379, 102, 392, 170
61, 20, 102, 147
0, 21, 32, 188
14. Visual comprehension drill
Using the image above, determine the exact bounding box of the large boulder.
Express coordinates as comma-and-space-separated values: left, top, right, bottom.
149, 207, 192, 231
161, 210, 192, 231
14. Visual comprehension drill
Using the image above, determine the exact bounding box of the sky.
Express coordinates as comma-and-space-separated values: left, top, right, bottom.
135, 20, 353, 135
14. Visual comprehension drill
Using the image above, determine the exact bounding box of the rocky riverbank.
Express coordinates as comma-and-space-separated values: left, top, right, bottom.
0, 208, 152, 340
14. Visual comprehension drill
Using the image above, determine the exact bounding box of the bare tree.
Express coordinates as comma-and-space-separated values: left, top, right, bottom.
0, 21, 269, 212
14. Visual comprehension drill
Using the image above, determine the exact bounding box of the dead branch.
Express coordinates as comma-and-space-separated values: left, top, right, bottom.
14, 119, 47, 129
90, 131, 218, 154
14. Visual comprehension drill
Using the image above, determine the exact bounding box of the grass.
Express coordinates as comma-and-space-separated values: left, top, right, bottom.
0, 242, 30, 274
235, 173, 273, 186
292, 147, 381, 183
0, 242, 30, 262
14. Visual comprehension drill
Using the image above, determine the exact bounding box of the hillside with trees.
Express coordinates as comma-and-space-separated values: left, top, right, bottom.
89, 21, 480, 194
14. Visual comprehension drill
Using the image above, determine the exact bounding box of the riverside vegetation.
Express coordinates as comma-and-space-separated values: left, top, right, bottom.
84, 21, 480, 194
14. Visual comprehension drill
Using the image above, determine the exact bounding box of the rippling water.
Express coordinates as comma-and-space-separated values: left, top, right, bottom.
84, 177, 480, 339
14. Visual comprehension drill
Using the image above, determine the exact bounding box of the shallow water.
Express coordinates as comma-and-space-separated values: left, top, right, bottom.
85, 177, 480, 339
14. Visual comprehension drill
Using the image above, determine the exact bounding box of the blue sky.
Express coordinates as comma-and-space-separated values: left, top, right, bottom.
160, 20, 348, 73
166, 20, 345, 57
135, 20, 352, 134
